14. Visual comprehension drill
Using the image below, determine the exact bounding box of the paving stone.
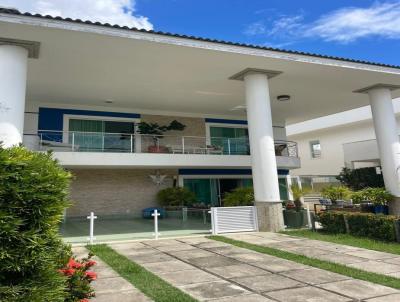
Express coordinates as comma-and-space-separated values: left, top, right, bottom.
92, 277, 134, 294
318, 279, 399, 300
388, 271, 400, 278
280, 268, 350, 285
172, 248, 215, 260
382, 257, 400, 265
143, 239, 181, 247
283, 246, 332, 258
365, 293, 400, 301
176, 236, 211, 244
348, 260, 400, 274
160, 269, 220, 286
194, 241, 232, 249
316, 252, 366, 264
89, 263, 120, 279
266, 286, 351, 302
92, 290, 152, 302
345, 249, 395, 260
156, 243, 197, 252
186, 255, 241, 268
231, 274, 303, 292
251, 258, 309, 273
180, 280, 249, 301
141, 260, 194, 273
211, 293, 275, 301
228, 252, 276, 263
110, 242, 147, 250
125, 252, 175, 264
111, 247, 158, 256
206, 263, 270, 279
205, 246, 250, 256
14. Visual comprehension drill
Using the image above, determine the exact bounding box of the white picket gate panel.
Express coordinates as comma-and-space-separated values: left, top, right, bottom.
211, 206, 258, 235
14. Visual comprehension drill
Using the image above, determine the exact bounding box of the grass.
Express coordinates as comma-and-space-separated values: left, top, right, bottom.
209, 235, 400, 290
88, 244, 197, 302
281, 229, 400, 255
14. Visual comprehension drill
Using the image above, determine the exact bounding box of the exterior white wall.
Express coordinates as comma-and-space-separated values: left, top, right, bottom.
289, 119, 381, 176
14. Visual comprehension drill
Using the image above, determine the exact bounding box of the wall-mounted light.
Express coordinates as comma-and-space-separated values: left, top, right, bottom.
277, 95, 291, 102
105, 99, 113, 104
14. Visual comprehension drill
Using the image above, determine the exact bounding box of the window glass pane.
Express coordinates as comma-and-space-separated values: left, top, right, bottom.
69, 119, 104, 151
184, 179, 218, 207
104, 121, 135, 152
310, 140, 321, 158
278, 178, 289, 200
210, 126, 249, 155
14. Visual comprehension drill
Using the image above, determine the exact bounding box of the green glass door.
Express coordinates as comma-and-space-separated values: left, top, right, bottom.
183, 179, 219, 207
69, 119, 104, 151
210, 126, 249, 155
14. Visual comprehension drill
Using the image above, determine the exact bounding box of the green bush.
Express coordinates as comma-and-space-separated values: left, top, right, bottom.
222, 187, 254, 207
157, 187, 197, 207
337, 167, 384, 190
318, 211, 347, 233
321, 185, 352, 202
318, 211, 398, 242
0, 146, 72, 301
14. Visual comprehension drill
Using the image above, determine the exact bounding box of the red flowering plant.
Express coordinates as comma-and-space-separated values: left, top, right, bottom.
59, 252, 97, 302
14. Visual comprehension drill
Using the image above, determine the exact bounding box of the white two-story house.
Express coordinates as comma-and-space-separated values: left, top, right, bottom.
2, 7, 400, 240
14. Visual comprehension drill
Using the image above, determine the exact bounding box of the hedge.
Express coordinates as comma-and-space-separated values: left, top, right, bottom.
0, 146, 72, 301
318, 211, 399, 242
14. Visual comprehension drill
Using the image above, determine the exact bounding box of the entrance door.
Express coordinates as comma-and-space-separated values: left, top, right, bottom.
218, 179, 239, 206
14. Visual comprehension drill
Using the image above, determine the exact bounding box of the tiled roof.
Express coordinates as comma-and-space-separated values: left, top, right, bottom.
1, 7, 400, 70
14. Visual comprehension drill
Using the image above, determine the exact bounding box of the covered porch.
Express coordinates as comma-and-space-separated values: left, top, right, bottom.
2, 8, 400, 232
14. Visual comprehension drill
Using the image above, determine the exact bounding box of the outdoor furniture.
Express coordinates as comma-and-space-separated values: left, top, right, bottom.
142, 207, 165, 219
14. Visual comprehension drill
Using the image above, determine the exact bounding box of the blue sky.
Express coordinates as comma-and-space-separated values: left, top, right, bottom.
2, 0, 400, 66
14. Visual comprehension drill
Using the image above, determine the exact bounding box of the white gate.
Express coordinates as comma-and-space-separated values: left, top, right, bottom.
210, 206, 258, 235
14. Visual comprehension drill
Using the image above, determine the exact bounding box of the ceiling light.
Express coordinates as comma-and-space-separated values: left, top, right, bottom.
105, 99, 113, 104
277, 95, 291, 102
230, 105, 247, 111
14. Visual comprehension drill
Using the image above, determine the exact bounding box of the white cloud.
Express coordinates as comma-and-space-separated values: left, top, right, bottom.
307, 1, 400, 42
0, 0, 153, 30
243, 21, 266, 36
268, 15, 303, 37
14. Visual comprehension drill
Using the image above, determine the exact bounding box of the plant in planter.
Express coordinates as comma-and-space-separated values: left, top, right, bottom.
222, 187, 254, 207
321, 185, 352, 206
137, 120, 186, 153
156, 187, 196, 208
283, 184, 311, 228
359, 187, 393, 214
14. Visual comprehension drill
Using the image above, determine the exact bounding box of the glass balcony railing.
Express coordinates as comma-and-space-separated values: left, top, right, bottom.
23, 131, 298, 157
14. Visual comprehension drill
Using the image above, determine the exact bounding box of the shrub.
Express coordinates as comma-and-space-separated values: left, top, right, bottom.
358, 187, 393, 205
60, 255, 96, 302
318, 211, 398, 242
321, 185, 352, 202
156, 187, 197, 207
222, 187, 254, 207
337, 167, 384, 190
0, 146, 72, 301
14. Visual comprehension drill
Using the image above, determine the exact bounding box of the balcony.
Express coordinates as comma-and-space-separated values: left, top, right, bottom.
23, 131, 300, 169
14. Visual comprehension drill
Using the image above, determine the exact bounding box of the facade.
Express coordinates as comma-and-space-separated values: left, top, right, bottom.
2, 7, 400, 234
288, 99, 400, 178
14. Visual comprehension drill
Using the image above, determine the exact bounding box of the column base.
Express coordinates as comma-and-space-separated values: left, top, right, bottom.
255, 201, 284, 232
389, 197, 400, 215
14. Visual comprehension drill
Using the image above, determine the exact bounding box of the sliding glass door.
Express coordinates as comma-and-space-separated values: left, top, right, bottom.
209, 126, 249, 155
68, 119, 135, 152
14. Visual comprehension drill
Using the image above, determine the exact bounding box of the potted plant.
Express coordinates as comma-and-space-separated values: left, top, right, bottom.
283, 184, 311, 228
321, 185, 352, 207
137, 120, 186, 153
156, 187, 196, 210
361, 187, 392, 215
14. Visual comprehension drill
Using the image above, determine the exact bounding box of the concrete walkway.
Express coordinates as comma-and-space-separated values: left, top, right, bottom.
109, 237, 400, 301
72, 247, 152, 302
224, 232, 400, 279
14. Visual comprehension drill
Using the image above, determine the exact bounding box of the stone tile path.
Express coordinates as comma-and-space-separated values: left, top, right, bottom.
224, 232, 400, 278
72, 247, 153, 302
109, 237, 400, 301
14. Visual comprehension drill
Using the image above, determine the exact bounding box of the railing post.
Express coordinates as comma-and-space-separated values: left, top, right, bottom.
182, 137, 185, 154
71, 132, 75, 151
182, 207, 188, 222
152, 209, 160, 240
87, 212, 97, 245
227, 138, 231, 155
130, 134, 133, 153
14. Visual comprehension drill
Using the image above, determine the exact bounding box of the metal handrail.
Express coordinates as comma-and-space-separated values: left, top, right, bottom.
22, 130, 298, 157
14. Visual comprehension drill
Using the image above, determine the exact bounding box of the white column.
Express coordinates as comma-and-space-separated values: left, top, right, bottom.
367, 87, 400, 197
0, 45, 29, 147
244, 72, 281, 202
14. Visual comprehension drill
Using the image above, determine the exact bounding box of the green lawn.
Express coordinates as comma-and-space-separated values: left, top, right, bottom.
88, 244, 197, 302
281, 229, 400, 255
209, 236, 400, 290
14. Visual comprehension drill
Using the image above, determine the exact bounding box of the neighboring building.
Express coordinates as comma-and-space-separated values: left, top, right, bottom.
287, 98, 400, 180
2, 7, 400, 234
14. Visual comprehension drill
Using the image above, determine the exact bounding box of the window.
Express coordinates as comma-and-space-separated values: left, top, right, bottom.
310, 140, 321, 158
209, 126, 250, 155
